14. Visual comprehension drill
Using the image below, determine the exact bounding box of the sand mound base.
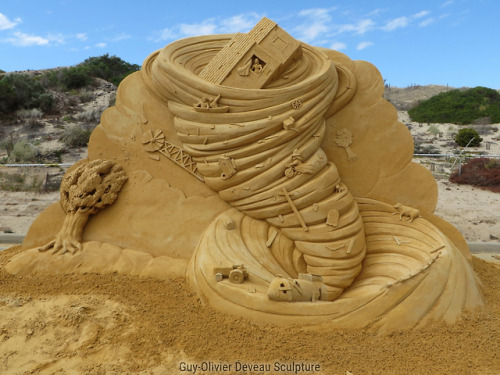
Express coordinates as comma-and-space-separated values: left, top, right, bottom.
0, 246, 498, 374
5, 241, 187, 279
189, 199, 482, 332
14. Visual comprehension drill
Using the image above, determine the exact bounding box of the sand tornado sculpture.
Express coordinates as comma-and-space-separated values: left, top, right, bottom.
7, 17, 484, 332
143, 19, 365, 301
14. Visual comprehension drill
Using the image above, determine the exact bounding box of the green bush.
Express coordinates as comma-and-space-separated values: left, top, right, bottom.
427, 124, 440, 135
455, 128, 483, 147
409, 86, 500, 124
38, 92, 56, 113
60, 125, 92, 147
0, 74, 46, 113
81, 54, 140, 86
11, 140, 40, 162
42, 66, 93, 91
0, 138, 15, 157
59, 66, 93, 90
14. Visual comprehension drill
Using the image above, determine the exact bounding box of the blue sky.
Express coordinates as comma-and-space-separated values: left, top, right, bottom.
1, 0, 499, 89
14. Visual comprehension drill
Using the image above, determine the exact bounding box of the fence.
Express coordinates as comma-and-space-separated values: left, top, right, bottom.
413, 154, 500, 177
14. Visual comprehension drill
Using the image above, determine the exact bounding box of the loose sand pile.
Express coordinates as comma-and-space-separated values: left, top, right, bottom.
0, 245, 498, 374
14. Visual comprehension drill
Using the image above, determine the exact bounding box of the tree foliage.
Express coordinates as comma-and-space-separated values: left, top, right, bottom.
408, 86, 500, 124
454, 128, 483, 147
0, 74, 48, 113
81, 54, 140, 86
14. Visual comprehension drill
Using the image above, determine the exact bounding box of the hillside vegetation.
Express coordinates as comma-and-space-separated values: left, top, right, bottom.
0, 54, 140, 174
408, 86, 500, 125
0, 54, 139, 114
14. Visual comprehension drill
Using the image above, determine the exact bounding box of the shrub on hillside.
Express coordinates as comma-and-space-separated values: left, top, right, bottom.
455, 128, 483, 147
81, 54, 140, 86
38, 92, 56, 113
0, 74, 46, 113
11, 140, 40, 162
62, 66, 93, 89
450, 158, 500, 193
75, 105, 107, 123
60, 125, 92, 147
408, 86, 500, 124
16, 108, 43, 119
78, 89, 94, 103
42, 66, 93, 91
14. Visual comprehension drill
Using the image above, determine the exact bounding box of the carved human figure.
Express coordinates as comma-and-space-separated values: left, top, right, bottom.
251, 57, 263, 74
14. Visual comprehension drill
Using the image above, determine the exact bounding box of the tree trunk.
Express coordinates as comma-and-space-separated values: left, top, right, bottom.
38, 210, 90, 254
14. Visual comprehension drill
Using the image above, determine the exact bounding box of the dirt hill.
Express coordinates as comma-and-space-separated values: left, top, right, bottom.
384, 84, 459, 110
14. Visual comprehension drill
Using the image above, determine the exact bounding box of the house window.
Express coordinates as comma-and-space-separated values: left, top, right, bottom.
250, 55, 266, 74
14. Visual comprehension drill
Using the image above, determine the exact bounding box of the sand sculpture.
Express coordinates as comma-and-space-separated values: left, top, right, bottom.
38, 159, 127, 255
6, 18, 483, 332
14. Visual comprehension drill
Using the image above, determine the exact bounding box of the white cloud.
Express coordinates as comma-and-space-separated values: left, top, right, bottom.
3, 31, 48, 46
365, 8, 386, 17
413, 10, 430, 19
381, 10, 431, 31
47, 33, 65, 44
338, 19, 375, 35
442, 0, 454, 7
419, 18, 435, 27
179, 20, 217, 37
158, 27, 178, 41
76, 33, 87, 41
158, 19, 217, 41
157, 13, 267, 42
220, 13, 262, 33
330, 42, 347, 50
0, 13, 19, 30
356, 41, 374, 50
382, 16, 409, 31
295, 8, 333, 42
109, 33, 131, 42
95, 42, 107, 48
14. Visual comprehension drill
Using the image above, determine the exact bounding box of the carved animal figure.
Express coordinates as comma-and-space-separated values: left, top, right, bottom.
393, 203, 421, 223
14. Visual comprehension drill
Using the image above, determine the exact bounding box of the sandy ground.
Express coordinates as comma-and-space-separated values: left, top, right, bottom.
0, 245, 498, 374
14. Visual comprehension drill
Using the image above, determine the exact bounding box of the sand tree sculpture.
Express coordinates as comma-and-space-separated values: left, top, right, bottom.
335, 128, 358, 161
39, 159, 127, 255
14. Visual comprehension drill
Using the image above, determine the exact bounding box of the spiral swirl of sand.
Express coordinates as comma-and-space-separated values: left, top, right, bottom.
142, 35, 365, 300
